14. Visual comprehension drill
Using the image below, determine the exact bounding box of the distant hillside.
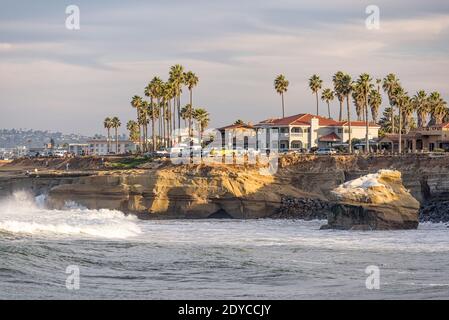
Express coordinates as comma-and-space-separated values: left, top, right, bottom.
0, 129, 91, 148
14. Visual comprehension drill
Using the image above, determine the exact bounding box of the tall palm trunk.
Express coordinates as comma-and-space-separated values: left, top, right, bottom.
327, 102, 331, 119
398, 106, 402, 153
173, 97, 176, 145
136, 109, 141, 153
281, 93, 285, 118
189, 89, 193, 140
338, 100, 343, 121
177, 95, 181, 143
107, 128, 111, 154
145, 121, 148, 152
151, 99, 156, 152
161, 101, 165, 148
390, 100, 395, 133
365, 97, 369, 154
346, 95, 352, 153
315, 92, 319, 116
115, 127, 119, 154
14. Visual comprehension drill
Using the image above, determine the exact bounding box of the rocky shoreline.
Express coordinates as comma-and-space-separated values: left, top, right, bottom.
419, 200, 449, 223
272, 196, 331, 220
1, 154, 449, 229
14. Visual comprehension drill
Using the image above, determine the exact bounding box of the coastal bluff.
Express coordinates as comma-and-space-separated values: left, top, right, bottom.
46, 164, 320, 219
1, 154, 449, 227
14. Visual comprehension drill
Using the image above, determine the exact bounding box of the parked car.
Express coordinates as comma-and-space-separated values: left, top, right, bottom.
53, 150, 67, 157
316, 148, 337, 155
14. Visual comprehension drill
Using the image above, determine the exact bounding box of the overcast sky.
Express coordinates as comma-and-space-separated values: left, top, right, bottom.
1, 0, 448, 135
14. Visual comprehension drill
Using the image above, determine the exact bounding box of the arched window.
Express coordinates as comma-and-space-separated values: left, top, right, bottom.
291, 127, 303, 134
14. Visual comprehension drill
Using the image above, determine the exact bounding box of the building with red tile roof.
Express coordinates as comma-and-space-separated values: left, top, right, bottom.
255, 113, 380, 150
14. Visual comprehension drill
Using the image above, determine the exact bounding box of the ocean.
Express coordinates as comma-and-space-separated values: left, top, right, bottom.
1, 191, 449, 299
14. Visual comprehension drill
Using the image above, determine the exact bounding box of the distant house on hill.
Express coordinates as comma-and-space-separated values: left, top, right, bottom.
87, 139, 137, 155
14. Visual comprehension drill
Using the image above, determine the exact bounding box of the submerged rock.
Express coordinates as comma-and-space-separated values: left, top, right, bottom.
321, 170, 420, 230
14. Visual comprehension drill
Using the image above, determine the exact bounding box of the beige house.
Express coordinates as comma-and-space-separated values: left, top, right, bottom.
217, 123, 257, 149
380, 123, 449, 152
255, 114, 380, 150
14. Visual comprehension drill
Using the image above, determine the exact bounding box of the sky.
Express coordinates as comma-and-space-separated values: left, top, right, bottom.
0, 0, 448, 136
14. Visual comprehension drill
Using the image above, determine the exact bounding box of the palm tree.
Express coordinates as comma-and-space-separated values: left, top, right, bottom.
356, 73, 373, 153
184, 71, 199, 141
332, 71, 345, 121
392, 86, 408, 153
103, 117, 113, 154
234, 119, 245, 125
401, 96, 414, 134
146, 77, 163, 151
376, 78, 382, 94
340, 73, 353, 153
412, 90, 428, 128
169, 64, 185, 143
111, 117, 121, 154
382, 74, 401, 133
428, 91, 448, 125
274, 74, 289, 117
163, 81, 175, 147
193, 108, 210, 148
147, 102, 159, 150
180, 105, 193, 127
321, 88, 334, 119
309, 74, 322, 116
181, 103, 195, 157
130, 95, 143, 151
352, 83, 365, 121
368, 89, 382, 123
126, 120, 139, 146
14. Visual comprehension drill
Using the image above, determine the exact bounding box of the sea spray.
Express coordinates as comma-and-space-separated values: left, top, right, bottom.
0, 191, 141, 239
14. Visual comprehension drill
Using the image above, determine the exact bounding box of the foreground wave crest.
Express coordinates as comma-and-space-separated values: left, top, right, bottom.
0, 191, 141, 239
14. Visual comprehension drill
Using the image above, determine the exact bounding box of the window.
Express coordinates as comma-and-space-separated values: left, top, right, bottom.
280, 127, 289, 133
304, 128, 310, 133
291, 127, 303, 133
338, 129, 343, 133
291, 141, 302, 149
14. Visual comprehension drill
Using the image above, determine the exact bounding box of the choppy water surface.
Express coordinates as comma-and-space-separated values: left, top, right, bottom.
1, 191, 449, 299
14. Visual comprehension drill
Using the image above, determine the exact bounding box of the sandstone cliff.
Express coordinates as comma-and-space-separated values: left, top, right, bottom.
322, 170, 420, 230
47, 164, 320, 219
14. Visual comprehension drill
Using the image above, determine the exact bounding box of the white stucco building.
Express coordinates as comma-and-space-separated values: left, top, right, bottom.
255, 113, 380, 150
87, 139, 137, 155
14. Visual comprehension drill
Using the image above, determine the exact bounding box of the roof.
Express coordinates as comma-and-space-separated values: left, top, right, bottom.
337, 121, 381, 128
87, 140, 134, 143
217, 123, 255, 131
319, 132, 342, 142
258, 114, 338, 126
257, 113, 380, 127
378, 134, 400, 143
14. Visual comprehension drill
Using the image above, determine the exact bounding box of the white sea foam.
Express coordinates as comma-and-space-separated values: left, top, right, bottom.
0, 191, 141, 239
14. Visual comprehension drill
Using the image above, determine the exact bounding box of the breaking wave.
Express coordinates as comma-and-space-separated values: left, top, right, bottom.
0, 191, 141, 239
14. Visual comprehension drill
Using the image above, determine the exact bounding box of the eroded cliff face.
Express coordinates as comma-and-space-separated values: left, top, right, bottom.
322, 170, 420, 230
2, 154, 449, 221
46, 164, 320, 218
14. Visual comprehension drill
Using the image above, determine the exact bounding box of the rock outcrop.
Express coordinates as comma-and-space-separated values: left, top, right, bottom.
321, 170, 420, 230
46, 164, 320, 219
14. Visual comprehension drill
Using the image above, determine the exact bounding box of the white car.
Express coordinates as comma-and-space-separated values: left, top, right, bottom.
54, 150, 67, 157
316, 148, 337, 155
